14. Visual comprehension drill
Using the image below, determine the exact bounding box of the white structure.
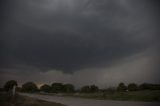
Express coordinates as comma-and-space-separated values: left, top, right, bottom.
12, 85, 16, 96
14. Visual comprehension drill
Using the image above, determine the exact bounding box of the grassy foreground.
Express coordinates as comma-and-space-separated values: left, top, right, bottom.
0, 92, 65, 106
40, 90, 160, 102
77, 90, 160, 102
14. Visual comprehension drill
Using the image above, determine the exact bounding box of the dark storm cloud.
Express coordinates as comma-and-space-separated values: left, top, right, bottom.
0, 0, 159, 73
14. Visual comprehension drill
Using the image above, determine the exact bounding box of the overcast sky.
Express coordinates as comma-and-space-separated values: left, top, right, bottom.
0, 0, 160, 88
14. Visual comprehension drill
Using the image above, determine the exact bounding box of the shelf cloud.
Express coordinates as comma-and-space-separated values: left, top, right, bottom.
0, 0, 160, 87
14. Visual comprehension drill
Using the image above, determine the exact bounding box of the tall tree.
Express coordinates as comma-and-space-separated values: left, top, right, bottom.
51, 83, 64, 93
40, 84, 51, 93
117, 83, 127, 92
90, 85, 99, 93
63, 84, 75, 93
128, 83, 138, 91
4, 80, 18, 91
22, 82, 38, 92
80, 85, 90, 93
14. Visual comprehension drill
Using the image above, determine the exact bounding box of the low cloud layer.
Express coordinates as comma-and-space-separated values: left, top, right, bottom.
1, 48, 159, 88
0, 0, 160, 87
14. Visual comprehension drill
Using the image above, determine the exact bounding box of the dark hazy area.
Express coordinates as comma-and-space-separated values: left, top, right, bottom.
0, 0, 160, 88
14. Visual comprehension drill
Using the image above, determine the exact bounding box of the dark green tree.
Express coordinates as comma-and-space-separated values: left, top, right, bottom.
128, 83, 138, 91
90, 85, 99, 93
149, 84, 160, 90
51, 83, 64, 93
139, 83, 149, 90
139, 83, 160, 90
40, 84, 51, 93
63, 84, 75, 93
4, 80, 18, 91
117, 83, 127, 92
22, 82, 38, 92
80, 85, 90, 93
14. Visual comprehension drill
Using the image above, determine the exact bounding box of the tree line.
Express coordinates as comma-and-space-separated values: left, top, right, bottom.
2, 80, 160, 93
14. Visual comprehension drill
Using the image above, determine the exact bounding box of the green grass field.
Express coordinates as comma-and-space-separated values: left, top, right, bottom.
84, 90, 160, 102
40, 90, 160, 102
0, 92, 65, 106
101, 90, 160, 101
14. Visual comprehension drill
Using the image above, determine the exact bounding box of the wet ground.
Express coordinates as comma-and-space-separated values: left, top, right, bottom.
20, 93, 160, 106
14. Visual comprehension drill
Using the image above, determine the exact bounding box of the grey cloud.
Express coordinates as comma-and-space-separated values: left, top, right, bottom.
0, 49, 159, 88
1, 0, 159, 74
